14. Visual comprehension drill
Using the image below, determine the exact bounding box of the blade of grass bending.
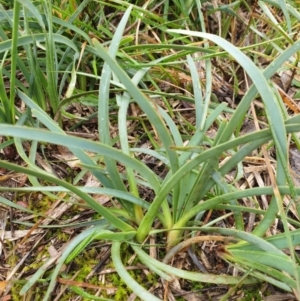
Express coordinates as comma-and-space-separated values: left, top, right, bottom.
232, 228, 300, 251
201, 227, 288, 255
0, 159, 134, 233
130, 148, 170, 166
98, 6, 132, 213
0, 185, 156, 213
212, 39, 300, 145
285, 2, 300, 20
0, 184, 163, 220
0, 124, 161, 192
54, 16, 91, 43
133, 246, 174, 281
112, 241, 162, 301
0, 33, 79, 54
207, 225, 299, 292
200, 226, 299, 291
229, 249, 300, 282
221, 253, 294, 291
131, 244, 257, 284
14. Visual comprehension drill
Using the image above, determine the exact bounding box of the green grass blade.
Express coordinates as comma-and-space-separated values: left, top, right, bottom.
230, 250, 300, 281
277, 0, 291, 33
187, 54, 203, 129
8, 0, 21, 124
0, 33, 79, 54
112, 241, 163, 301
17, 0, 45, 30
132, 244, 257, 285
69, 286, 114, 301
0, 51, 10, 123
97, 6, 132, 212
0, 159, 134, 232
42, 1, 59, 115
234, 229, 300, 251
118, 68, 150, 223
0, 124, 161, 192
222, 252, 294, 291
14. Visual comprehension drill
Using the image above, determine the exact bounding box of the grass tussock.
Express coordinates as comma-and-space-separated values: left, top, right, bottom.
0, 0, 300, 300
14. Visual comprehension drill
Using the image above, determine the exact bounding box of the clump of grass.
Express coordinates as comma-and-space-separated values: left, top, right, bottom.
1, 1, 300, 300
